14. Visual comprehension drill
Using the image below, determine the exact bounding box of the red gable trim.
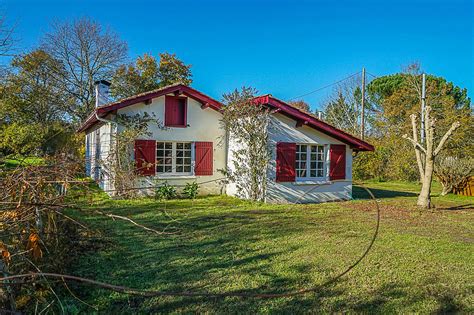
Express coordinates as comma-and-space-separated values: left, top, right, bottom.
254, 95, 374, 152
77, 84, 223, 133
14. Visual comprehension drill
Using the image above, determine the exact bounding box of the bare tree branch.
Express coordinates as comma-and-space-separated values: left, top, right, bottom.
434, 121, 461, 156
402, 134, 426, 154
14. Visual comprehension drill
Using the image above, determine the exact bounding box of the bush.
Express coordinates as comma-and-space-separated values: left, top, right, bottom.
435, 156, 474, 195
155, 182, 177, 200
183, 182, 199, 199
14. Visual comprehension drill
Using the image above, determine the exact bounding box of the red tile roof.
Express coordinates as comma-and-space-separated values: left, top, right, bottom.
254, 95, 374, 151
77, 84, 223, 132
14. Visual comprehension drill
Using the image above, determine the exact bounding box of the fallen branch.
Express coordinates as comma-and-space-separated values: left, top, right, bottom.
94, 210, 178, 235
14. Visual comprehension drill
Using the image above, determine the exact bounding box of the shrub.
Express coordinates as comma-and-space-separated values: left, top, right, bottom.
155, 182, 177, 200
435, 156, 474, 195
183, 182, 199, 199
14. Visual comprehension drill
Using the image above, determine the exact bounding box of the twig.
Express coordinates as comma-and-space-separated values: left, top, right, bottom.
94, 210, 178, 235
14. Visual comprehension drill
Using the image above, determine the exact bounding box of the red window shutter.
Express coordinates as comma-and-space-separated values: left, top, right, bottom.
165, 96, 187, 127
195, 142, 213, 175
276, 142, 296, 182
329, 144, 346, 180
134, 140, 156, 176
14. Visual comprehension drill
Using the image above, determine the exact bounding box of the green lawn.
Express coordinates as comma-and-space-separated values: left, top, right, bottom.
0, 156, 45, 169
65, 181, 473, 314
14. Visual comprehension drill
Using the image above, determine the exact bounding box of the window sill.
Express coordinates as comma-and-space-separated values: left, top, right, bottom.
293, 180, 332, 186
156, 175, 196, 180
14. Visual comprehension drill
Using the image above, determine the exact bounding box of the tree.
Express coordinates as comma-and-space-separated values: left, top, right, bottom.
324, 90, 360, 136
41, 17, 127, 122
288, 100, 311, 113
351, 64, 473, 182
221, 87, 271, 201
0, 14, 14, 58
110, 53, 192, 99
322, 77, 371, 137
157, 52, 192, 87
0, 50, 69, 124
403, 106, 460, 208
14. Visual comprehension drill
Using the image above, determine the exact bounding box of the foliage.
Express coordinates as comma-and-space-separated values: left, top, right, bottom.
157, 52, 193, 88
346, 64, 473, 182
103, 112, 163, 197
221, 87, 271, 201
367, 65, 472, 158
0, 50, 70, 125
434, 156, 474, 195
0, 122, 45, 155
155, 182, 177, 200
41, 17, 128, 122
182, 182, 199, 199
65, 182, 473, 313
111, 53, 192, 99
288, 100, 311, 113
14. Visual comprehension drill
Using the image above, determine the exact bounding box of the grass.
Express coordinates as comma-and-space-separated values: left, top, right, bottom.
0, 156, 45, 169
64, 181, 473, 314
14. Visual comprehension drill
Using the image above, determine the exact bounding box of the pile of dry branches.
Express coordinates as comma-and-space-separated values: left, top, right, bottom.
0, 155, 86, 312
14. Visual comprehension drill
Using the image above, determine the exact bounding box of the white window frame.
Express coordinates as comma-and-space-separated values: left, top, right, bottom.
156, 141, 195, 176
295, 143, 327, 181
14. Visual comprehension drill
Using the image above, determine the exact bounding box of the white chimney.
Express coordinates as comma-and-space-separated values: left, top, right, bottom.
317, 111, 324, 120
95, 80, 111, 107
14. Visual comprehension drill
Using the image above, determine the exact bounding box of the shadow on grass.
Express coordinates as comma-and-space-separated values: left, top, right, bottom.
437, 203, 474, 211
353, 186, 418, 199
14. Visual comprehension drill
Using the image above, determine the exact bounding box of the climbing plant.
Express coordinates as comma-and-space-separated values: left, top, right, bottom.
220, 87, 271, 202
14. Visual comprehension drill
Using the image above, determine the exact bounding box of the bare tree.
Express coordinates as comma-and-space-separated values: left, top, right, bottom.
41, 17, 127, 122
403, 106, 460, 208
0, 14, 14, 57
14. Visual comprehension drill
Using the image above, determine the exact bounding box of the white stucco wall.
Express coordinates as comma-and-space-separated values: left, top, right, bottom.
85, 121, 114, 192
116, 95, 227, 195
226, 112, 354, 203
267, 113, 353, 203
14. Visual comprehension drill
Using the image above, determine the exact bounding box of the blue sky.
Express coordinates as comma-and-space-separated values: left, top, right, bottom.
3, 0, 473, 110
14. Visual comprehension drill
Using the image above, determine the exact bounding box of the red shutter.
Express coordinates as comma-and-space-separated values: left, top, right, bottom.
329, 144, 346, 180
276, 142, 296, 182
165, 96, 187, 127
134, 140, 156, 176
195, 142, 213, 175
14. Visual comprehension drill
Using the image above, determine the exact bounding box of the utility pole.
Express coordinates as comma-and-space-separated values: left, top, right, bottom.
421, 73, 426, 144
361, 67, 366, 139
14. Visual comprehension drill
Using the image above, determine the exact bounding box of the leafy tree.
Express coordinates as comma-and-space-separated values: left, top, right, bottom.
368, 65, 472, 158
41, 17, 128, 122
351, 64, 473, 182
111, 53, 192, 99
0, 122, 45, 155
288, 100, 311, 113
157, 52, 192, 87
0, 50, 69, 124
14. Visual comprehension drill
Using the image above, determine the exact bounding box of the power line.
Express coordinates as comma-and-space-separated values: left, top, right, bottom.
366, 71, 378, 79
287, 71, 362, 101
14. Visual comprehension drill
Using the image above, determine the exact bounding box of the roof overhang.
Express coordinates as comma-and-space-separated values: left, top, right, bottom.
77, 84, 223, 133
254, 95, 374, 152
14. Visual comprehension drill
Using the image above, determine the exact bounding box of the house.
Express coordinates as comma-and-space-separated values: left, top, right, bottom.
78, 81, 374, 203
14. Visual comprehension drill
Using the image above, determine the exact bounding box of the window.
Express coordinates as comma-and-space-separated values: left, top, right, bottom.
295, 144, 325, 179
156, 142, 192, 174
165, 96, 187, 127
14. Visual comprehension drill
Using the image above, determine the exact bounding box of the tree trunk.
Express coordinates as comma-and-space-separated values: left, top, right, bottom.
418, 158, 433, 208
440, 182, 452, 196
